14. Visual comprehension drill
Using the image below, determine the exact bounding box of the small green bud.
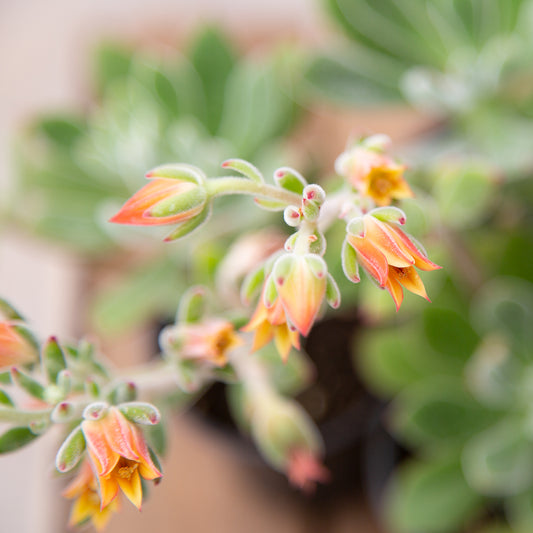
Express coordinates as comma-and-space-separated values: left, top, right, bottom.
108, 381, 137, 405
51, 401, 76, 423
42, 336, 67, 383
283, 206, 301, 227
274, 167, 307, 194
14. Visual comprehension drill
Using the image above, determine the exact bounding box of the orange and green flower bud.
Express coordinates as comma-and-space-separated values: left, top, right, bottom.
335, 136, 413, 206
273, 254, 328, 337
0, 322, 38, 368
345, 212, 441, 310
109, 164, 208, 235
63, 459, 120, 531
81, 406, 162, 510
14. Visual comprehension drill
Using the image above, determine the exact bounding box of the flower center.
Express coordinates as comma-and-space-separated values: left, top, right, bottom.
370, 170, 393, 195
116, 461, 138, 480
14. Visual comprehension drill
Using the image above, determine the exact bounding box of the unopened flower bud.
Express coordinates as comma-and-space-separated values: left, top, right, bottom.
274, 167, 307, 194
283, 206, 302, 227
51, 401, 76, 423
108, 380, 137, 404
0, 323, 38, 368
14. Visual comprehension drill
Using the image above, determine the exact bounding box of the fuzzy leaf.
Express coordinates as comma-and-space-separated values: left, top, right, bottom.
11, 368, 45, 400
42, 337, 67, 383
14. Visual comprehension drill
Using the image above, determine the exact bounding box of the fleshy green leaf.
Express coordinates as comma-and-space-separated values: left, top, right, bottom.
42, 336, 67, 384
423, 307, 479, 360
391, 378, 496, 449
0, 427, 40, 454
0, 299, 24, 321
462, 417, 533, 497
387, 457, 483, 533
10, 368, 45, 400
189, 27, 236, 135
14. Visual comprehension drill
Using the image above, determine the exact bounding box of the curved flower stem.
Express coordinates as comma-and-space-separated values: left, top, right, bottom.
227, 338, 273, 400
206, 177, 301, 205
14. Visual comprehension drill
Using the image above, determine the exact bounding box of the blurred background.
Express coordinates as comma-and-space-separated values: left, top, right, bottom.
1, 0, 533, 532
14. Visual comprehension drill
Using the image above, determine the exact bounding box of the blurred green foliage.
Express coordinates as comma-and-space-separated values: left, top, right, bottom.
308, 0, 533, 172
11, 27, 302, 333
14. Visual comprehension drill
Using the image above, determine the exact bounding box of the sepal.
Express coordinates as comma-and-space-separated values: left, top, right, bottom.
148, 186, 207, 219
118, 402, 161, 426
241, 266, 265, 306
83, 402, 108, 421
342, 239, 360, 283
263, 275, 278, 308
163, 203, 212, 241
326, 274, 341, 309
370, 206, 407, 225
146, 163, 206, 185
55, 425, 86, 473
346, 216, 365, 238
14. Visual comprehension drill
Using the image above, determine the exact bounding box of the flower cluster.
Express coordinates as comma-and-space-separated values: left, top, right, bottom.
0, 134, 441, 532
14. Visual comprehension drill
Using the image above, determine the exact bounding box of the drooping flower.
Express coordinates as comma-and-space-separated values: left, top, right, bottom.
63, 459, 120, 531
335, 140, 413, 206
109, 165, 208, 237
0, 322, 38, 368
81, 406, 161, 510
344, 210, 441, 309
242, 284, 300, 363
249, 394, 329, 492
176, 318, 243, 367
